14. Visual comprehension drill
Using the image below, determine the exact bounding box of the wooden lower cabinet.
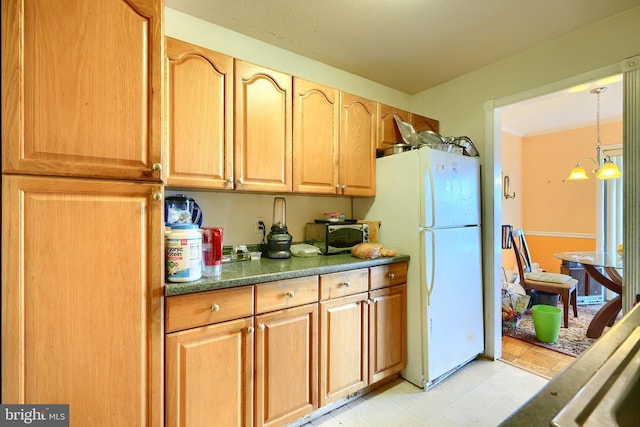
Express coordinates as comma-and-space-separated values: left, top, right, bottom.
369, 284, 407, 384
319, 292, 370, 406
164, 263, 406, 426
165, 317, 255, 427
1, 175, 163, 426
255, 303, 319, 427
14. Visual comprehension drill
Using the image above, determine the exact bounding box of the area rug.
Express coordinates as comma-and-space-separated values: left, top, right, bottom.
504, 304, 605, 357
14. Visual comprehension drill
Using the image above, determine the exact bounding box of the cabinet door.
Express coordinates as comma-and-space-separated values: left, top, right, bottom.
234, 60, 292, 192
293, 78, 340, 194
377, 104, 410, 151
1, 0, 163, 181
166, 318, 254, 427
410, 112, 440, 133
166, 37, 234, 189
369, 284, 407, 384
255, 303, 318, 427
319, 292, 369, 406
339, 92, 376, 196
1, 175, 163, 426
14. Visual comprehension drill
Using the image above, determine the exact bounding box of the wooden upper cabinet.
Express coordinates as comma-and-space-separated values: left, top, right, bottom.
410, 113, 440, 134
1, 0, 163, 181
234, 60, 292, 192
339, 92, 376, 197
165, 37, 233, 189
377, 104, 410, 151
293, 78, 340, 194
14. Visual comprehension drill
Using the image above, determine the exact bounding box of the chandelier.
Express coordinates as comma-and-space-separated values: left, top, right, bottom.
566, 87, 622, 180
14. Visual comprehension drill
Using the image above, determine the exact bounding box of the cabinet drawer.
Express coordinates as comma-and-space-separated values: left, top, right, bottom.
370, 262, 408, 290
320, 268, 369, 300
166, 286, 254, 332
255, 276, 319, 314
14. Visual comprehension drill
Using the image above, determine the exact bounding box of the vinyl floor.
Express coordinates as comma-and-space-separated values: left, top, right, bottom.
298, 337, 572, 427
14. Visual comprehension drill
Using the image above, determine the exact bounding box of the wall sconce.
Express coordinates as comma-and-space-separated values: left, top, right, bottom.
503, 175, 516, 199
566, 87, 622, 181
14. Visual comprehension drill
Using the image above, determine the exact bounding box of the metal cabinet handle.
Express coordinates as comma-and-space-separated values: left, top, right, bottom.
340, 185, 347, 190
152, 192, 162, 201
258, 324, 266, 330
388, 273, 395, 279
247, 326, 255, 334
152, 163, 162, 172
211, 304, 220, 312
285, 291, 295, 298
237, 178, 244, 185
341, 281, 351, 287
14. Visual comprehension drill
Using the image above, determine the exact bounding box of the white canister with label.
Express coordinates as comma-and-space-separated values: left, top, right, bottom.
166, 224, 202, 282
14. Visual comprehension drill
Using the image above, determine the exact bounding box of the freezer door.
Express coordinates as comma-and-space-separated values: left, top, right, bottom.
423, 225, 484, 383
421, 148, 481, 228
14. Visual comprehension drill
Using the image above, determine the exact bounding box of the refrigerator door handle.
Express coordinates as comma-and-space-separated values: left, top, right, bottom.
423, 229, 435, 306
426, 164, 436, 228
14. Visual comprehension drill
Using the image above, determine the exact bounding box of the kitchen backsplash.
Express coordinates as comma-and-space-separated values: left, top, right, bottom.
165, 189, 354, 246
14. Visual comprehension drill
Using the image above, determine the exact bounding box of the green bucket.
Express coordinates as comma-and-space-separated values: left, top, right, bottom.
531, 304, 562, 343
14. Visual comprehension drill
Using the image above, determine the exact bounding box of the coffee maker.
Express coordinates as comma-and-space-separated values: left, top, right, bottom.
265, 197, 292, 259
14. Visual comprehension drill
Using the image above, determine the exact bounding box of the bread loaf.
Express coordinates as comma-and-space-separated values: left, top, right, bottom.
351, 243, 396, 259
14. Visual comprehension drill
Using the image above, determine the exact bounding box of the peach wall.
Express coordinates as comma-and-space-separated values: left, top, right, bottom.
526, 235, 596, 273
523, 121, 622, 234
501, 121, 621, 274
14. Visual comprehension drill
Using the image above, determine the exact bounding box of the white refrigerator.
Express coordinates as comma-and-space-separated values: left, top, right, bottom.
353, 146, 484, 389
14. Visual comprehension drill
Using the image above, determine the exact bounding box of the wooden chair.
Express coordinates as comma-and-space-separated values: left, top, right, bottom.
510, 228, 578, 328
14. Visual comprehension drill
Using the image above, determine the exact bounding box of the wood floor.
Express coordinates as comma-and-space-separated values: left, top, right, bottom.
501, 335, 575, 379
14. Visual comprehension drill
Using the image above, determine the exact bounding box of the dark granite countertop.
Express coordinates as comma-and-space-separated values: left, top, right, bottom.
500, 302, 640, 426
164, 253, 410, 296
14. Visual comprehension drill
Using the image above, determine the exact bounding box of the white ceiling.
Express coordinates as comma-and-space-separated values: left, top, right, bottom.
501, 76, 623, 137
165, 0, 634, 135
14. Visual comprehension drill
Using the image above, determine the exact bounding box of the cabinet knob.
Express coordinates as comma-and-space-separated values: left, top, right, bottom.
340, 185, 347, 190
152, 192, 162, 201
247, 326, 255, 334
341, 281, 351, 288
365, 299, 373, 305
285, 291, 295, 298
237, 178, 244, 185
258, 324, 266, 330
152, 163, 162, 172
211, 304, 220, 312
388, 273, 395, 279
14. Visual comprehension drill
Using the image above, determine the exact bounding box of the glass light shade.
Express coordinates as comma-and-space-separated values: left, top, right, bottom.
566, 166, 589, 180
595, 161, 622, 179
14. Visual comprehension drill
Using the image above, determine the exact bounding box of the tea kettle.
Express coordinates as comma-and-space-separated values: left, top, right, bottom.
265, 197, 292, 259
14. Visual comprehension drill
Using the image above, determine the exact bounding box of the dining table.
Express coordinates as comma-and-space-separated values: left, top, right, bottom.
553, 251, 623, 339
